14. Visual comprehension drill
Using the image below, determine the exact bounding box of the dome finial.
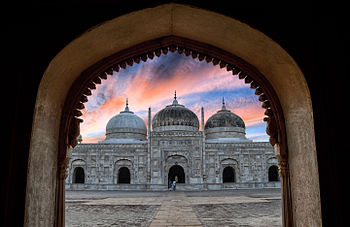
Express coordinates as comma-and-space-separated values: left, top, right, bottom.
172, 90, 179, 105
125, 97, 129, 112
222, 97, 227, 110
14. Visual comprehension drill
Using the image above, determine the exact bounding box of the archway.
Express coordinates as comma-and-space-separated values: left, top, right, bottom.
26, 3, 321, 227
118, 167, 130, 184
223, 166, 235, 183
168, 165, 185, 183
268, 165, 280, 182
73, 167, 85, 184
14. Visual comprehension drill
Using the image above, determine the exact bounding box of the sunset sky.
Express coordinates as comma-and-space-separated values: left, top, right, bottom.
80, 52, 268, 143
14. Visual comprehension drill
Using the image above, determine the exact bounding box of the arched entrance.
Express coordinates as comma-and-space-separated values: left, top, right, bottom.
118, 167, 130, 184
26, 3, 321, 227
223, 166, 235, 183
168, 165, 185, 183
268, 165, 280, 182
73, 167, 85, 184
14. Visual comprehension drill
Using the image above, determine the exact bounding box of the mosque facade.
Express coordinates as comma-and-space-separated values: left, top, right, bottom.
66, 95, 280, 190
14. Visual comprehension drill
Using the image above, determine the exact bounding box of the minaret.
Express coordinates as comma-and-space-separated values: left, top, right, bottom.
147, 107, 152, 184
148, 107, 151, 138
201, 106, 206, 183
201, 107, 205, 132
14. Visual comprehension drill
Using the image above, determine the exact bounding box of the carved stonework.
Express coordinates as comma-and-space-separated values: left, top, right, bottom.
278, 159, 289, 178
264, 115, 278, 146
68, 117, 82, 148
58, 147, 73, 180
58, 157, 70, 180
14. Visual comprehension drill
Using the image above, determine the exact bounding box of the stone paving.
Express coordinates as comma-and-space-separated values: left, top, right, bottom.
65, 189, 281, 226
149, 192, 202, 226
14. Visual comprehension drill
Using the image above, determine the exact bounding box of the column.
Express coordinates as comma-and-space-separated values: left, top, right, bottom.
147, 107, 152, 184
201, 107, 206, 183
275, 144, 293, 227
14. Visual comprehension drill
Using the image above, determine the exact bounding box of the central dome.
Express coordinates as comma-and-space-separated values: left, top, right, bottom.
152, 92, 199, 132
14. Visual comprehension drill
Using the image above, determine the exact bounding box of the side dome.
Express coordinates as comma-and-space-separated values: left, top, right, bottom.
205, 98, 248, 141
152, 93, 199, 132
101, 99, 147, 143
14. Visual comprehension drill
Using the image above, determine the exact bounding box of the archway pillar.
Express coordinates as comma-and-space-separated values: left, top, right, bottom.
275, 144, 293, 227
56, 156, 68, 227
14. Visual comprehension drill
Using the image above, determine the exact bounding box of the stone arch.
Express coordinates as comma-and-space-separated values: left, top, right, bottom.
168, 165, 185, 183
220, 158, 239, 183
269, 165, 280, 182
114, 159, 133, 184
115, 158, 133, 165
26, 3, 321, 227
118, 167, 131, 184
69, 159, 86, 184
220, 158, 239, 165
165, 154, 188, 184
165, 154, 188, 162
73, 167, 85, 184
222, 166, 235, 183
266, 157, 280, 182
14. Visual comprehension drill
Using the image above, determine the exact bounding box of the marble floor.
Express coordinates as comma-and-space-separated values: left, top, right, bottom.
65, 189, 282, 226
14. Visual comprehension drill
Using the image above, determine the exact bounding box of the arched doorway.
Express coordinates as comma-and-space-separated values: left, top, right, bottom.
26, 4, 322, 227
168, 165, 185, 183
73, 167, 85, 184
268, 165, 280, 182
118, 167, 130, 184
223, 166, 235, 183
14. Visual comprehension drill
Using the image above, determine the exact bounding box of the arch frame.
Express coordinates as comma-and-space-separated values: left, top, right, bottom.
114, 159, 133, 184
26, 3, 321, 227
220, 158, 239, 183
164, 154, 189, 184
69, 159, 86, 184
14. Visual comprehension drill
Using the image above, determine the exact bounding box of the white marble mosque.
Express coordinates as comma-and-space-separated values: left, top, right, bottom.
66, 94, 280, 190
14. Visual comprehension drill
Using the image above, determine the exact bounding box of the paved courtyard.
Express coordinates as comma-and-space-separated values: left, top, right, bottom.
65, 189, 282, 226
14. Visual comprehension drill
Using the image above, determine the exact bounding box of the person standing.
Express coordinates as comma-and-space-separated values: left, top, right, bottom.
175, 175, 178, 183
173, 180, 176, 191
168, 179, 172, 191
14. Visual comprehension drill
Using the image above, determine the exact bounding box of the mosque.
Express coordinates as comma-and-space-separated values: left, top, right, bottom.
66, 93, 280, 190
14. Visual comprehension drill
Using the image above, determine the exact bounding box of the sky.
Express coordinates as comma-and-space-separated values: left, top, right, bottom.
80, 52, 268, 143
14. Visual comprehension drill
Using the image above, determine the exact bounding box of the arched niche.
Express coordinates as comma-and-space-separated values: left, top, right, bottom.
118, 167, 131, 184
25, 3, 321, 227
73, 167, 85, 184
222, 166, 235, 183
168, 165, 185, 183
268, 165, 280, 182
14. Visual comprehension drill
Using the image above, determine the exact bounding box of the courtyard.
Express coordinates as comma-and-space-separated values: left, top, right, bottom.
65, 188, 282, 226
